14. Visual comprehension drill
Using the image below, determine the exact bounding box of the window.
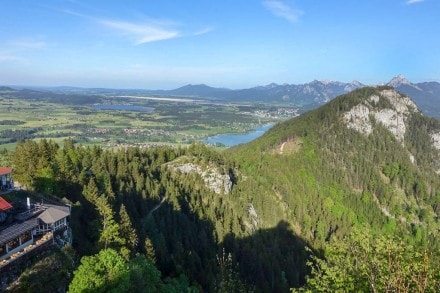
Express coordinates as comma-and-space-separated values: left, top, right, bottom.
54, 218, 65, 230
7, 237, 20, 250
21, 230, 32, 243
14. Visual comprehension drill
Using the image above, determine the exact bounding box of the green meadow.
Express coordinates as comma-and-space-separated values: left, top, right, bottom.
0, 94, 291, 150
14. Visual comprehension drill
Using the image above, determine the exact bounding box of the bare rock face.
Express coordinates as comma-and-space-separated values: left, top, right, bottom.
431, 132, 440, 151
343, 89, 418, 144
344, 104, 372, 135
430, 132, 440, 174
244, 203, 259, 233
171, 162, 232, 194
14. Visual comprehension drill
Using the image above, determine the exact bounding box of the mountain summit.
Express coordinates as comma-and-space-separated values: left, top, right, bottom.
386, 74, 414, 87
343, 88, 419, 142
385, 75, 440, 118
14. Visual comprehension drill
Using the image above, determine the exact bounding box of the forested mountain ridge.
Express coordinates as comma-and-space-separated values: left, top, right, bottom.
3, 87, 440, 291
231, 86, 440, 237
227, 86, 440, 289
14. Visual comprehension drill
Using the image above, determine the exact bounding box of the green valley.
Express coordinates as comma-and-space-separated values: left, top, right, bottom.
1, 87, 439, 292
2, 1, 440, 291
0, 87, 298, 151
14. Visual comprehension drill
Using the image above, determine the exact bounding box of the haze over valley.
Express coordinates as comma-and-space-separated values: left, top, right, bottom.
0, 1, 439, 292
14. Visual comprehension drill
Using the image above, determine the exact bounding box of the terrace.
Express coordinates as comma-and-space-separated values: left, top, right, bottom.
0, 195, 71, 271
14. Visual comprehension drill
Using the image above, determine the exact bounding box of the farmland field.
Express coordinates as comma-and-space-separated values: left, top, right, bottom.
0, 89, 299, 150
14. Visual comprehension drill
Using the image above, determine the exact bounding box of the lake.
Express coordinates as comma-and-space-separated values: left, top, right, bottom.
203, 124, 273, 147
92, 104, 154, 112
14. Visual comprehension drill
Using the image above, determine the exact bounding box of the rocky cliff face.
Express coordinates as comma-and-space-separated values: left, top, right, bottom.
430, 132, 440, 173
343, 89, 419, 143
431, 132, 440, 151
169, 161, 233, 194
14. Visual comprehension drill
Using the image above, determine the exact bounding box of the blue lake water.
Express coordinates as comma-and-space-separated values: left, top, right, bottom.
203, 124, 273, 147
92, 104, 154, 112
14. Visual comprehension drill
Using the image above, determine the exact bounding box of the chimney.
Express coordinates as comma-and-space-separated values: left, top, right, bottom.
27, 197, 31, 209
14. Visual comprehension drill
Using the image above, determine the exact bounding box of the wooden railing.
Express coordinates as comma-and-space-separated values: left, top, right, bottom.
0, 232, 53, 270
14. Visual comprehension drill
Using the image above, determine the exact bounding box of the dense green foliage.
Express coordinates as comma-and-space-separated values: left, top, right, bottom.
69, 249, 130, 293
7, 138, 308, 291
296, 227, 440, 292
231, 87, 440, 247
4, 87, 440, 291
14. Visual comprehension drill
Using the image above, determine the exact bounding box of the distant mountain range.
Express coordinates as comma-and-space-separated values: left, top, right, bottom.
148, 80, 366, 107
125, 76, 440, 118
162, 77, 440, 118
3, 75, 440, 118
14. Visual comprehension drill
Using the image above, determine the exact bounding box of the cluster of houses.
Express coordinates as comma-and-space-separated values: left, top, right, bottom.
0, 167, 71, 273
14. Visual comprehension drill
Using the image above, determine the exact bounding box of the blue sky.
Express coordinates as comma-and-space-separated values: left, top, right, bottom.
0, 0, 438, 89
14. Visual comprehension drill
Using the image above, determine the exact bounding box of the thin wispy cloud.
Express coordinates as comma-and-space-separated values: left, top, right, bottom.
98, 19, 179, 45
8, 39, 46, 50
61, 9, 88, 18
62, 9, 209, 45
0, 39, 44, 64
193, 27, 213, 36
263, 0, 303, 23
406, 0, 424, 4
0, 53, 24, 63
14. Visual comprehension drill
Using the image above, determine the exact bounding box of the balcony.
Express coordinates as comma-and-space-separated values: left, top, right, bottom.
0, 232, 53, 270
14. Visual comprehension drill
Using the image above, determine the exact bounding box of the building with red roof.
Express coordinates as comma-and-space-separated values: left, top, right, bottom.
0, 167, 13, 191
0, 197, 12, 211
0, 167, 12, 177
0, 198, 71, 271
0, 167, 72, 273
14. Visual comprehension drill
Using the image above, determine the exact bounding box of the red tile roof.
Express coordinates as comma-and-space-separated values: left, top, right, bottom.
0, 196, 12, 211
0, 167, 12, 176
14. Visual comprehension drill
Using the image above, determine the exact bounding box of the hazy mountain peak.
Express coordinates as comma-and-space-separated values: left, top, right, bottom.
0, 86, 16, 92
179, 84, 212, 89
319, 80, 333, 85
387, 74, 413, 87
264, 82, 280, 89
168, 83, 231, 97
350, 80, 364, 87
344, 80, 365, 92
309, 79, 324, 85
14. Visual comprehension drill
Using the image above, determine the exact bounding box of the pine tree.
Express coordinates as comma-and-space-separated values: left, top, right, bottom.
144, 237, 156, 263
119, 204, 138, 253
83, 178, 99, 203
216, 249, 251, 292
95, 195, 124, 250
